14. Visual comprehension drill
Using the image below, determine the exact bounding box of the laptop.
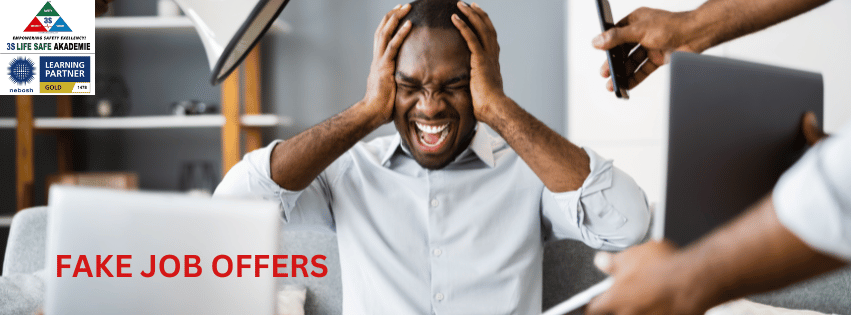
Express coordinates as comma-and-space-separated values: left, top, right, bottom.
45, 186, 281, 315
543, 52, 823, 315
661, 52, 823, 246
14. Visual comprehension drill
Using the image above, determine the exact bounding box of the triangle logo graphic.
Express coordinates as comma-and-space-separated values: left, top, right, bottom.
49, 17, 72, 32
24, 17, 48, 32
24, 2, 71, 33
37, 2, 61, 16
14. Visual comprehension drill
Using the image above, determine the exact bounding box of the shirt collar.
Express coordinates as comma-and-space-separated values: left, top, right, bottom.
380, 123, 495, 168
380, 134, 404, 166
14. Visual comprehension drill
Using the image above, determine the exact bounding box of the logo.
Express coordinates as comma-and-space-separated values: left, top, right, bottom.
24, 2, 72, 32
8, 57, 37, 85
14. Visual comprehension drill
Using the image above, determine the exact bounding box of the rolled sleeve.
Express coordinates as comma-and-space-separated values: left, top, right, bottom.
543, 148, 651, 250
213, 140, 337, 231
214, 140, 290, 205
773, 126, 851, 261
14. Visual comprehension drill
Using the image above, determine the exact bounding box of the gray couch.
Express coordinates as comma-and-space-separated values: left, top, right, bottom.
4, 207, 850, 314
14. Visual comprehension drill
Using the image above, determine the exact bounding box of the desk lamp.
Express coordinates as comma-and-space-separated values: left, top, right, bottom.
174, 0, 291, 85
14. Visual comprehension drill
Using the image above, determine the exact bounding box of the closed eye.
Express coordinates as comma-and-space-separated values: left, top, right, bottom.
399, 83, 419, 90
446, 84, 469, 91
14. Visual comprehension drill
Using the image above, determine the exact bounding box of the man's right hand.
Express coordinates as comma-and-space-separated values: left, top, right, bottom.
269, 4, 412, 191
592, 7, 703, 92
363, 3, 413, 125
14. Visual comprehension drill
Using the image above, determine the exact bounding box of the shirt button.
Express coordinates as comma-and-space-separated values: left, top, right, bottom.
433, 249, 442, 256
430, 199, 439, 207
435, 293, 444, 301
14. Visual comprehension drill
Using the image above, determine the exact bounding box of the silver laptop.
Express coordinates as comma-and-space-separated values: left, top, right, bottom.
45, 186, 281, 315
660, 52, 823, 246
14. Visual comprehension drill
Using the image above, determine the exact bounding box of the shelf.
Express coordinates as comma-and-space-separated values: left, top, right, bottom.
0, 114, 292, 130
11, 16, 285, 211
0, 215, 12, 227
95, 16, 291, 34
0, 119, 14, 129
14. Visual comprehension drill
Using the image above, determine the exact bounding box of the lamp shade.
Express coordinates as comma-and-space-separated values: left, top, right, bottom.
174, 0, 290, 85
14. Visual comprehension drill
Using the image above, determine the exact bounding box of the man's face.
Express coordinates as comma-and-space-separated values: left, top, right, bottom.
394, 27, 477, 169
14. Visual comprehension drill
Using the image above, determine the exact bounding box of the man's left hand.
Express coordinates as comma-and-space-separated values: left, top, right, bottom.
452, 2, 507, 123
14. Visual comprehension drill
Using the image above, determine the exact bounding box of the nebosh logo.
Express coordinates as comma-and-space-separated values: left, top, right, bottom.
8, 56, 36, 85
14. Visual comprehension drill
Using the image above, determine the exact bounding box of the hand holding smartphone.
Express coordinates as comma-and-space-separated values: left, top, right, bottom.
595, 0, 630, 99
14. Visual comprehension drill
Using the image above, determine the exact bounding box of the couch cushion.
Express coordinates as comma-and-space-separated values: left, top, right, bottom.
279, 228, 342, 315
3, 207, 48, 276
543, 239, 608, 313
749, 266, 851, 314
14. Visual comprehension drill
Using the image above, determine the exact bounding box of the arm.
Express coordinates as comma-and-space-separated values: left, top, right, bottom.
479, 98, 591, 192
270, 102, 383, 191
685, 0, 831, 52
587, 195, 846, 314
593, 0, 831, 92
271, 4, 413, 191
452, 2, 589, 192
482, 98, 591, 192
453, 2, 649, 247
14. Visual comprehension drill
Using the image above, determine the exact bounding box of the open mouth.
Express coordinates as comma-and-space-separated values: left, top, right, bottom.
414, 121, 450, 153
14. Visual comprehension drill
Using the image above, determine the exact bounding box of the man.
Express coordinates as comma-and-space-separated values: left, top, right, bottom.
215, 0, 651, 313
584, 0, 850, 314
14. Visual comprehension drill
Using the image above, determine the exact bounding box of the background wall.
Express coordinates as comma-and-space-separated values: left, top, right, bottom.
567, 0, 851, 238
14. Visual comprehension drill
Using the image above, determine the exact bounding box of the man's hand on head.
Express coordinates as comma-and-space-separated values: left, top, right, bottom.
450, 2, 592, 191
592, 7, 701, 92
452, 2, 508, 124
268, 4, 412, 191
362, 4, 413, 126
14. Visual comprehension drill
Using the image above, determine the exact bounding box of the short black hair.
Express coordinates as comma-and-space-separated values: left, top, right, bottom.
398, 0, 481, 40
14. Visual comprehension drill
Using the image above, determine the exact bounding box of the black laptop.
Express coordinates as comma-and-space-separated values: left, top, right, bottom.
662, 52, 823, 246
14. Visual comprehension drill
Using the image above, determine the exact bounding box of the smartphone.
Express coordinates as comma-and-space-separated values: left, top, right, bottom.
595, 0, 630, 99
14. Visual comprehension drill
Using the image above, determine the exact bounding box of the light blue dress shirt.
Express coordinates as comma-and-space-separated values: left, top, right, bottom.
214, 123, 651, 314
